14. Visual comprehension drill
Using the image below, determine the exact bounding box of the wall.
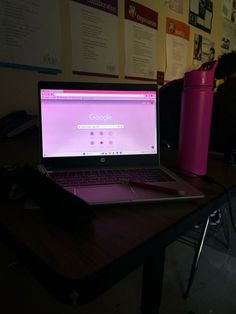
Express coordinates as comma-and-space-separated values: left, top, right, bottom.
0, 0, 225, 116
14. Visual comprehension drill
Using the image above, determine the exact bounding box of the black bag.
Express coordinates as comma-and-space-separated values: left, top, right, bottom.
12, 165, 95, 232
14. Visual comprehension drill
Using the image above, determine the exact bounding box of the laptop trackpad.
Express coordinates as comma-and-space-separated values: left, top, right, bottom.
68, 184, 140, 204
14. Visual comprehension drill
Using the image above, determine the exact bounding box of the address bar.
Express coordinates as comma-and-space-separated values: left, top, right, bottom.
54, 92, 147, 98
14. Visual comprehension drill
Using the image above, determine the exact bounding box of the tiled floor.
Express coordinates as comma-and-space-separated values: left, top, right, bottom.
1, 207, 236, 314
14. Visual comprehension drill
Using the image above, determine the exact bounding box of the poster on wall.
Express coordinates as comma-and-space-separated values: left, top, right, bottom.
222, 0, 236, 23
165, 0, 184, 14
189, 0, 213, 33
70, 0, 119, 77
0, 0, 61, 73
193, 33, 215, 68
165, 17, 190, 81
124, 0, 158, 81
221, 19, 236, 52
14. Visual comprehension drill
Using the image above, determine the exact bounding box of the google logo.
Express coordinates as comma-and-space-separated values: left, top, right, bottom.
89, 114, 112, 121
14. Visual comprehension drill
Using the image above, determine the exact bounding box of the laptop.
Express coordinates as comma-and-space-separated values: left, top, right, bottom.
38, 81, 204, 205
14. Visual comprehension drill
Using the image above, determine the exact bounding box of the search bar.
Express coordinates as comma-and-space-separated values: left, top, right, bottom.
77, 124, 124, 129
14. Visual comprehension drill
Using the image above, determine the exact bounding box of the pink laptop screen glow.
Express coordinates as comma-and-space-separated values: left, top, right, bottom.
40, 89, 157, 157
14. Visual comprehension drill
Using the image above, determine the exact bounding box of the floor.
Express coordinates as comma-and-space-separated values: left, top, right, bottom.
1, 204, 236, 314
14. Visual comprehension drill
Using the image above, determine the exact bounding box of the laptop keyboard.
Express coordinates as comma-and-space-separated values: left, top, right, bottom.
50, 168, 175, 187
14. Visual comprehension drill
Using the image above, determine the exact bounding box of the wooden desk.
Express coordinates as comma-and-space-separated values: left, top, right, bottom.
0, 135, 235, 313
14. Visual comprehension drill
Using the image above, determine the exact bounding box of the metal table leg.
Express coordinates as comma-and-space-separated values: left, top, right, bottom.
141, 248, 165, 314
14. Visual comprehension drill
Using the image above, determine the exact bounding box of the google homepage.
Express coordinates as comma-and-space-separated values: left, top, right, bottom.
41, 89, 157, 157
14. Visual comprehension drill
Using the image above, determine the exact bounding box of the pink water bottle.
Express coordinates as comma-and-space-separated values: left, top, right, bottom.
178, 61, 217, 176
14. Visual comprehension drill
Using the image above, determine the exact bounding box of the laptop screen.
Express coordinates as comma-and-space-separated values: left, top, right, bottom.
39, 83, 158, 159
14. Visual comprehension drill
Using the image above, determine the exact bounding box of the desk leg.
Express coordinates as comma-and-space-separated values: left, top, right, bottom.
0, 241, 9, 308
141, 248, 165, 314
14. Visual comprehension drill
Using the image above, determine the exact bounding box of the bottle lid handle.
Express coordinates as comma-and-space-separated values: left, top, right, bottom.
198, 60, 218, 72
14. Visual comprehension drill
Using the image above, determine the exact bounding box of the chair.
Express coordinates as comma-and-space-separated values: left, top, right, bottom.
159, 78, 183, 149
179, 206, 231, 299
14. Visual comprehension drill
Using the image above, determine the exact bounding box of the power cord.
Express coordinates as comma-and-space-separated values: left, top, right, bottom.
174, 167, 236, 233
